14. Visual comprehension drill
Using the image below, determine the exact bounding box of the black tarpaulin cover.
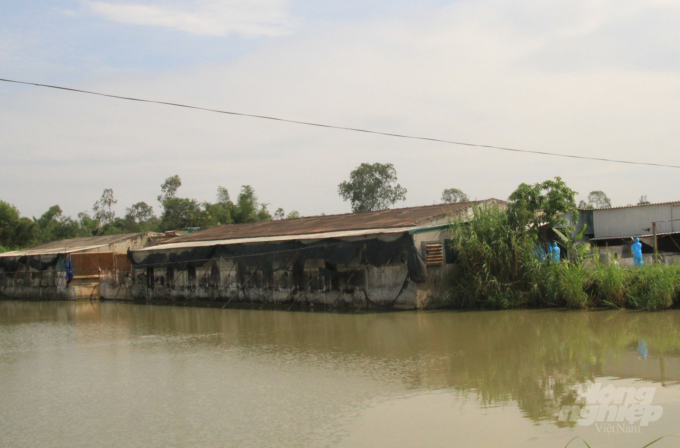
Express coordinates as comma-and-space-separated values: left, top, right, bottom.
128, 234, 427, 283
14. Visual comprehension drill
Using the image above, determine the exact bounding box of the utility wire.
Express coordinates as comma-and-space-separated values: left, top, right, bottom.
2, 77, 679, 169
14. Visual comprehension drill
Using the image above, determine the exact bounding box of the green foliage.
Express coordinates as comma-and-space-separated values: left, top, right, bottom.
508, 177, 577, 237
338, 162, 407, 213
158, 175, 182, 203
78, 212, 99, 236
578, 190, 612, 210
231, 185, 271, 223
34, 205, 81, 243
159, 197, 204, 231
591, 262, 630, 308
0, 201, 36, 250
553, 263, 592, 309
92, 188, 117, 226
0, 176, 280, 250
273, 208, 301, 220
447, 179, 680, 311
125, 202, 155, 223
626, 265, 680, 310
441, 188, 469, 204
446, 205, 540, 309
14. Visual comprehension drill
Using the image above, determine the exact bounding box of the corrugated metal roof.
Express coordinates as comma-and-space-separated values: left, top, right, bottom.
593, 203, 680, 239
581, 200, 680, 211
160, 199, 506, 245
0, 233, 150, 258
134, 226, 421, 253
590, 231, 680, 241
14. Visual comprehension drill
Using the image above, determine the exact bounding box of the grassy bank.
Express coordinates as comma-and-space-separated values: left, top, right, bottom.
446, 206, 680, 310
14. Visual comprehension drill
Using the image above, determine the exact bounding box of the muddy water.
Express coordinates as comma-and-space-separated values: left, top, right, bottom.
1, 302, 680, 448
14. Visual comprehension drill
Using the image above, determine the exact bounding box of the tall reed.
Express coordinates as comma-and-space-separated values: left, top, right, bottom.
446, 206, 680, 311
625, 265, 680, 310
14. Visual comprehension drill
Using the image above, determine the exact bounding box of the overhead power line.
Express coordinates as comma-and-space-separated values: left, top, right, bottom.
2, 77, 679, 169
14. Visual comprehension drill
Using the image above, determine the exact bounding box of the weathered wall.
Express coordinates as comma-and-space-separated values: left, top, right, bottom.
412, 228, 455, 308
0, 266, 87, 300
128, 255, 419, 309
0, 233, 151, 301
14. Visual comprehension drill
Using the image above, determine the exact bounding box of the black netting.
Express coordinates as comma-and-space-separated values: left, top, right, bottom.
0, 256, 23, 272
1, 254, 64, 272
127, 233, 428, 283
28, 255, 62, 271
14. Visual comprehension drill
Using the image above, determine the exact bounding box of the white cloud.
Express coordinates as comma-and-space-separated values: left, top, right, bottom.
83, 0, 294, 36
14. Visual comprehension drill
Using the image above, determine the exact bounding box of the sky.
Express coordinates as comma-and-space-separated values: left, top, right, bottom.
1, 0, 679, 219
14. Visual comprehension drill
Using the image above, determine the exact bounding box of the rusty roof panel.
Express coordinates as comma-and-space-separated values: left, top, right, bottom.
0, 233, 156, 257
162, 199, 506, 244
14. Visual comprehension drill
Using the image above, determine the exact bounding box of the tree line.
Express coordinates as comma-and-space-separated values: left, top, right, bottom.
0, 162, 654, 252
0, 176, 300, 252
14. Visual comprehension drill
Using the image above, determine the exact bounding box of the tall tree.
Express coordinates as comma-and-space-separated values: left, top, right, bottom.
231, 185, 271, 223
507, 177, 577, 241
0, 201, 36, 251
93, 189, 117, 227
586, 190, 612, 209
158, 175, 182, 204
125, 202, 155, 224
638, 195, 651, 205
159, 198, 204, 231
441, 188, 469, 204
34, 205, 80, 243
338, 163, 407, 213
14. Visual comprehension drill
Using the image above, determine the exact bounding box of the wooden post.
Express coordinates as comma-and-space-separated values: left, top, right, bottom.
653, 222, 658, 264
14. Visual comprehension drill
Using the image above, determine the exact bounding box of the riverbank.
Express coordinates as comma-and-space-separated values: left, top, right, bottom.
444, 262, 680, 311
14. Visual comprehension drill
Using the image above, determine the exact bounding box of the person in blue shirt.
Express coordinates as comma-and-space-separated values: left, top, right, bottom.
632, 238, 643, 267
551, 242, 561, 262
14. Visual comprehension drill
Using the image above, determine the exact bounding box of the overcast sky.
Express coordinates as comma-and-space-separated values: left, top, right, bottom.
1, 0, 679, 219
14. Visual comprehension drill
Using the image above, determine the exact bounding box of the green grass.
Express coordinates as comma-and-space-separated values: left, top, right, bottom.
626, 265, 680, 310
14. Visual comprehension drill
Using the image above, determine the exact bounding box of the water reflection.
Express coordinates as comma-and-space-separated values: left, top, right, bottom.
1, 302, 679, 447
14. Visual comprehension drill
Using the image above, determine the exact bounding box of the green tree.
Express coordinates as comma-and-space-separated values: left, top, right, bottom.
216, 186, 231, 204
78, 212, 99, 237
159, 197, 204, 231
0, 201, 36, 250
508, 177, 577, 242
441, 188, 469, 204
286, 210, 301, 219
34, 205, 81, 243
338, 163, 407, 213
231, 185, 271, 223
586, 190, 611, 209
93, 188, 117, 226
274, 208, 285, 220
208, 186, 233, 225
125, 202, 155, 223
158, 175, 182, 204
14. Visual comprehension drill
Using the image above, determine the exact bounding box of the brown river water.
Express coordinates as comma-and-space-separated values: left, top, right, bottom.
1, 301, 680, 448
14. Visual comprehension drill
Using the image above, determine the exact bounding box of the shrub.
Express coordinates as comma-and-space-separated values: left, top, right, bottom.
591, 262, 630, 308
625, 265, 680, 311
